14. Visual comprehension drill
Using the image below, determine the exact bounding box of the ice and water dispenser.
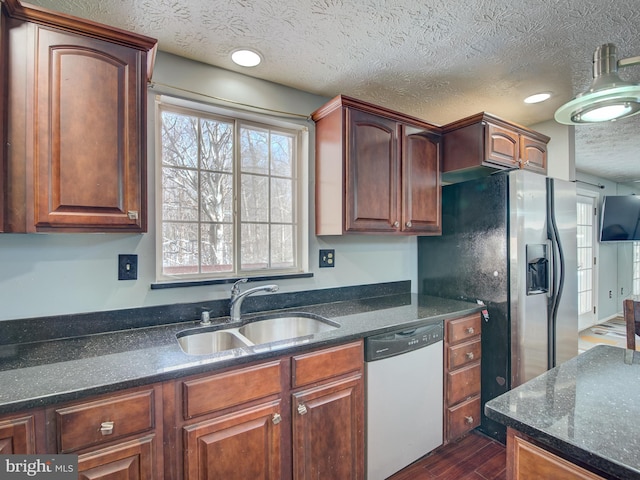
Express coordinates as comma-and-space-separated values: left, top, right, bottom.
526, 244, 549, 295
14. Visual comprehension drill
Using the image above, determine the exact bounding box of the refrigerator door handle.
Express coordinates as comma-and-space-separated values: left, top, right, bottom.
546, 178, 566, 370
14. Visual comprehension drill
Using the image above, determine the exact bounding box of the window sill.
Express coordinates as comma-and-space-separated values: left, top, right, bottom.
150, 272, 314, 290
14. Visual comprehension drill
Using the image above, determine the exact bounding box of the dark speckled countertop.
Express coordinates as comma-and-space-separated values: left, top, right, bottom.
485, 345, 640, 480
0, 293, 480, 415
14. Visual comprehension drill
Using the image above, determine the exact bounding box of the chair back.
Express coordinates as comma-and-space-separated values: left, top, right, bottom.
624, 297, 640, 350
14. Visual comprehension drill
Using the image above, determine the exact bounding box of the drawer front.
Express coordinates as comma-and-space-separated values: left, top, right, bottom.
291, 341, 363, 388
446, 314, 481, 345
183, 360, 283, 419
446, 362, 481, 406
447, 338, 481, 370
446, 395, 480, 441
56, 390, 154, 453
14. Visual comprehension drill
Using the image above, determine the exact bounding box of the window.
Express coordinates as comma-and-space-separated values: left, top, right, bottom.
577, 194, 597, 330
156, 97, 307, 281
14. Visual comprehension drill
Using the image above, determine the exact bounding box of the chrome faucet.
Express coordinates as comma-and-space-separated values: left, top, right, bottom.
229, 279, 279, 322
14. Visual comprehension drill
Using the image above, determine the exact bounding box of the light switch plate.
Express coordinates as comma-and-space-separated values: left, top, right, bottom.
118, 254, 138, 280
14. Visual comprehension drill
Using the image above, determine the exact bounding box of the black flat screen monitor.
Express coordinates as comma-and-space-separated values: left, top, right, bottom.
600, 195, 640, 242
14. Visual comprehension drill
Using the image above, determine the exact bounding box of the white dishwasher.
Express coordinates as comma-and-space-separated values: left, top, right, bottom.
365, 322, 443, 480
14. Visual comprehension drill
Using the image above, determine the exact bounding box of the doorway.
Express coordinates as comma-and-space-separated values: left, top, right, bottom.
577, 193, 598, 331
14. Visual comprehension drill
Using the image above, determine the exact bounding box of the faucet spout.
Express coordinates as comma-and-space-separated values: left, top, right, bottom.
229, 279, 279, 322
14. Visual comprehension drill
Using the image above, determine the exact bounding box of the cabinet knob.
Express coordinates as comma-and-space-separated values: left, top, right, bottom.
393, 221, 400, 228
297, 403, 308, 415
405, 221, 412, 228
272, 413, 282, 425
465, 327, 475, 335
100, 421, 114, 435
465, 352, 474, 360
464, 416, 474, 424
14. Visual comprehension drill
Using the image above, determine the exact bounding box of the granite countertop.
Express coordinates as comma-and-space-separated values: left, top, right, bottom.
485, 345, 640, 480
0, 293, 480, 415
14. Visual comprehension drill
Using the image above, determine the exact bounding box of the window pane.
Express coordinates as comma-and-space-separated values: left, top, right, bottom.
271, 224, 294, 268
271, 178, 292, 223
161, 111, 198, 168
162, 222, 199, 275
271, 132, 293, 177
241, 223, 269, 270
201, 223, 233, 273
201, 172, 233, 222
241, 174, 269, 222
241, 126, 269, 175
201, 118, 233, 172
163, 167, 198, 221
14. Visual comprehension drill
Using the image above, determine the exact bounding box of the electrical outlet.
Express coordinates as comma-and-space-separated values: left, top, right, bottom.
319, 249, 335, 268
118, 254, 138, 280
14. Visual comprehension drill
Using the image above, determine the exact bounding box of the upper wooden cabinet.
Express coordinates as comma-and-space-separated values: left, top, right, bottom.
1, 0, 157, 232
441, 112, 549, 184
312, 95, 441, 235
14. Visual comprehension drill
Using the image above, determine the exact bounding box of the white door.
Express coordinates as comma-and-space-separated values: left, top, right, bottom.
577, 194, 597, 331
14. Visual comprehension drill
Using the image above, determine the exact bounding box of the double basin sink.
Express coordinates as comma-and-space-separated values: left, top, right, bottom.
176, 312, 340, 355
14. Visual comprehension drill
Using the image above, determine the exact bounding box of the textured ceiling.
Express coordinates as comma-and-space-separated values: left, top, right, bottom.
24, 0, 640, 185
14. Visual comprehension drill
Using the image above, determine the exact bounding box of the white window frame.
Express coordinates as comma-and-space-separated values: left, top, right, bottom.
634, 242, 640, 295
154, 95, 309, 283
577, 189, 599, 331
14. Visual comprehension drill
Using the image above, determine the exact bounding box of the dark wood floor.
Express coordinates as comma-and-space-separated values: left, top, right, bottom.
388, 431, 507, 480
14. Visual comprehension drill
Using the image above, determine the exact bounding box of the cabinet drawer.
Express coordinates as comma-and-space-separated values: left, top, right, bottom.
446, 314, 481, 345
183, 360, 283, 419
446, 395, 480, 441
56, 390, 155, 453
446, 362, 481, 406
292, 341, 363, 388
447, 338, 481, 370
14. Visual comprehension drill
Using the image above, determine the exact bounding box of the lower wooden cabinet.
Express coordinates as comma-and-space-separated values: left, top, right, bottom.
170, 340, 365, 480
507, 428, 605, 480
47, 385, 163, 479
444, 314, 482, 443
2, 340, 364, 480
183, 400, 282, 480
0, 410, 43, 454
77, 434, 156, 480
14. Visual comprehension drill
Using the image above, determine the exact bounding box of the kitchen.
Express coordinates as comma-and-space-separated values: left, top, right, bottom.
1, 0, 640, 479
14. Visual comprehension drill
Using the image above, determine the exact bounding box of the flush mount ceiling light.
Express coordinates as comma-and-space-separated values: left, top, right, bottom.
231, 49, 262, 67
555, 43, 640, 125
524, 92, 552, 104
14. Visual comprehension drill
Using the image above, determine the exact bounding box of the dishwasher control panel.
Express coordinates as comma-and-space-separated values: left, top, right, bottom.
364, 322, 443, 362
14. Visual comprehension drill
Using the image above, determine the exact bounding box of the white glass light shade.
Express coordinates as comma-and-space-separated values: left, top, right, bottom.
554, 84, 640, 124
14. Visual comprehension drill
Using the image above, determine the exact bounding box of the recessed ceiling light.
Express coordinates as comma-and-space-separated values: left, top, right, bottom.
231, 49, 262, 67
524, 92, 552, 104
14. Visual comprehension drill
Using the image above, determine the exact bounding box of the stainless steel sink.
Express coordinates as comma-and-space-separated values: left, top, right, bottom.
238, 313, 339, 344
177, 330, 249, 355
176, 312, 340, 355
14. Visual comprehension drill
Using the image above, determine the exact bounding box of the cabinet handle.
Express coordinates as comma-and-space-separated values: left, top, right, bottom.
393, 221, 399, 228
272, 413, 282, 425
464, 416, 474, 424
405, 221, 412, 228
465, 352, 474, 360
297, 404, 308, 415
465, 327, 475, 335
100, 421, 114, 435
127, 211, 139, 220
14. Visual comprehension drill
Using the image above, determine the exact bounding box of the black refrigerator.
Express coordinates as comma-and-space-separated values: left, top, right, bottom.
418, 169, 578, 442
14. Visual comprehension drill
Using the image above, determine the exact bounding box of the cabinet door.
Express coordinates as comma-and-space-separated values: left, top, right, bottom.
0, 415, 37, 454
77, 434, 155, 480
401, 124, 440, 233
34, 26, 146, 231
520, 134, 547, 174
292, 375, 364, 480
183, 400, 282, 480
485, 123, 520, 168
346, 108, 398, 232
